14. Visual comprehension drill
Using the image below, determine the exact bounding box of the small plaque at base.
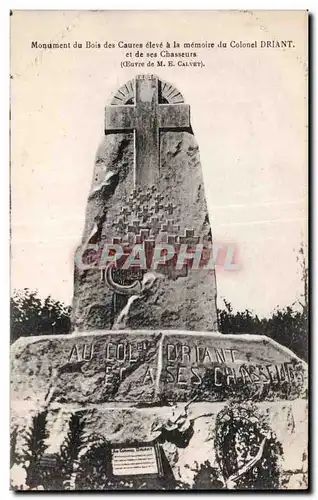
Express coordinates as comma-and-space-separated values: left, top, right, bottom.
111, 443, 162, 478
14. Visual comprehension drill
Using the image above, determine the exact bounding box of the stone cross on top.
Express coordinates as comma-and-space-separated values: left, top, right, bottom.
105, 75, 190, 187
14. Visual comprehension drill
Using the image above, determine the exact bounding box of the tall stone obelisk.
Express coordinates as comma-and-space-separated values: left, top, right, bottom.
72, 75, 218, 332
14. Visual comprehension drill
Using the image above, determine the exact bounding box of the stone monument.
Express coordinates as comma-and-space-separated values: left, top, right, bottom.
71, 74, 218, 333
10, 75, 308, 491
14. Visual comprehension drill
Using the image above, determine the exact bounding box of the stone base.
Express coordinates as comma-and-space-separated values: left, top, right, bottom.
11, 329, 307, 405
11, 398, 308, 489
10, 330, 308, 490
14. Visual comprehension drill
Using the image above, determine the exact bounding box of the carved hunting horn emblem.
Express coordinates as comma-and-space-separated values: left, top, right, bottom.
104, 264, 158, 297
104, 264, 142, 296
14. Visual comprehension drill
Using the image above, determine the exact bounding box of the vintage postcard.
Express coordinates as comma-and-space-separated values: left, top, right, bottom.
10, 10, 308, 491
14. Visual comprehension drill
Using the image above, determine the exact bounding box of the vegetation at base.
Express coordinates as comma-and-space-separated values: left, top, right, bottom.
10, 406, 287, 491
24, 411, 49, 489
214, 401, 283, 490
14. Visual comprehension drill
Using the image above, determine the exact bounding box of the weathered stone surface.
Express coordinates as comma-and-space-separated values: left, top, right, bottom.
11, 331, 307, 405
11, 331, 160, 405
11, 398, 308, 486
71, 75, 218, 332
160, 332, 307, 402
10, 331, 308, 488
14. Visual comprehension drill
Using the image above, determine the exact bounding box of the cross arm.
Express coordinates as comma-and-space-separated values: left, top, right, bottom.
105, 105, 136, 133
158, 104, 190, 130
